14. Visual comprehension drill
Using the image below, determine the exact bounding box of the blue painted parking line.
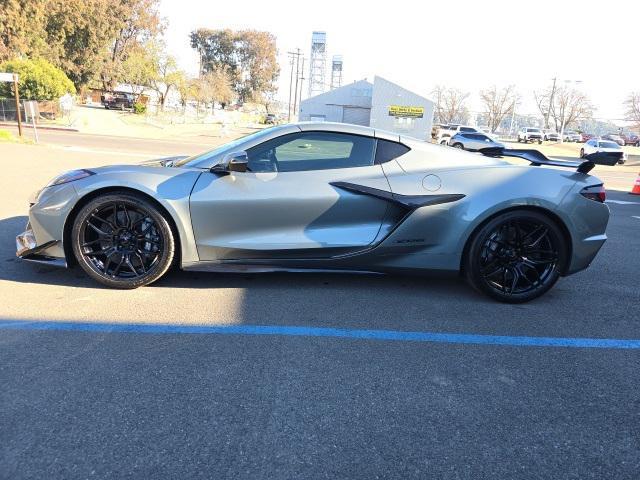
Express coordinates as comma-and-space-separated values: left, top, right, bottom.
1, 320, 640, 349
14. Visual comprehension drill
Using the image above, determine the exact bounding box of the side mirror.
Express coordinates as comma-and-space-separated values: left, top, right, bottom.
211, 151, 249, 174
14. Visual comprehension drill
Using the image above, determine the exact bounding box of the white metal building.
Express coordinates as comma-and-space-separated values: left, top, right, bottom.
299, 76, 434, 140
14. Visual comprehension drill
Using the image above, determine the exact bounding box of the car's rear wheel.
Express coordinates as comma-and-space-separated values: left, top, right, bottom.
464, 211, 566, 303
71, 192, 175, 289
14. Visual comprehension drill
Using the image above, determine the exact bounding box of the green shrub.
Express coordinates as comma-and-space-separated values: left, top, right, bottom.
0, 58, 76, 101
133, 102, 147, 114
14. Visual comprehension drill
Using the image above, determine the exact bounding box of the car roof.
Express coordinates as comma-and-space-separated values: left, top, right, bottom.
295, 121, 401, 141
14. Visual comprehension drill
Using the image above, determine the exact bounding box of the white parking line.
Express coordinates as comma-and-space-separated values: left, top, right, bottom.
633, 216, 640, 220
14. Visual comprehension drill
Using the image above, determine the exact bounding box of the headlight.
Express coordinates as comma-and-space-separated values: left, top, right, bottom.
46, 169, 95, 187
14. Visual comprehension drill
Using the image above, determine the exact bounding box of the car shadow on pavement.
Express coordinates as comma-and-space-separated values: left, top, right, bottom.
1, 215, 479, 301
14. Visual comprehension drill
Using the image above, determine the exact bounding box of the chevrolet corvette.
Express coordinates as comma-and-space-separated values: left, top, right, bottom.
16, 122, 618, 302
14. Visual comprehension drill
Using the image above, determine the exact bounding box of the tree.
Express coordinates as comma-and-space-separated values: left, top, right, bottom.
235, 30, 279, 103
534, 84, 593, 133
0, 0, 50, 60
624, 93, 640, 128
0, 57, 75, 100
190, 28, 279, 103
42, 0, 124, 87
431, 85, 469, 124
98, 0, 165, 91
175, 75, 196, 109
479, 85, 519, 133
0, 0, 160, 89
119, 43, 155, 102
141, 41, 184, 111
191, 67, 234, 109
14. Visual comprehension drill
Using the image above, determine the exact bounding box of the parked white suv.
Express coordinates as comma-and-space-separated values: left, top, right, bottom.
517, 127, 543, 144
438, 125, 481, 144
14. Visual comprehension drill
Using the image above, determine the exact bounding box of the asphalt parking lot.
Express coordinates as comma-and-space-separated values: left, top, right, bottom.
1, 137, 640, 479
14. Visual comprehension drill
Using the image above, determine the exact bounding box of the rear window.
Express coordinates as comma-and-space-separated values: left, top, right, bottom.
375, 139, 410, 164
527, 128, 541, 133
460, 127, 476, 132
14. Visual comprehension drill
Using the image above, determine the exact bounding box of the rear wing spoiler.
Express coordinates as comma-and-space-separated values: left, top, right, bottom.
479, 147, 622, 174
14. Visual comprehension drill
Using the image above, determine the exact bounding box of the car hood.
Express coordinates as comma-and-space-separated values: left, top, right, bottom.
139, 155, 190, 167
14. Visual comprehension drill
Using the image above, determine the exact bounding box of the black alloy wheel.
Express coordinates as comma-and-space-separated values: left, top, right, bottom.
465, 211, 566, 303
72, 192, 175, 288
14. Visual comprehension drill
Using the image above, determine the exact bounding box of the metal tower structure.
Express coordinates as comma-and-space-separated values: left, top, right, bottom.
330, 55, 343, 90
308, 31, 327, 97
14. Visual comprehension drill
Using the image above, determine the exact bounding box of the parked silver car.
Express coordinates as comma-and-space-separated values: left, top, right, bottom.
448, 132, 505, 151
16, 122, 615, 302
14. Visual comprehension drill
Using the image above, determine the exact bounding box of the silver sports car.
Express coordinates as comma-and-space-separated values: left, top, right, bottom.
16, 122, 618, 302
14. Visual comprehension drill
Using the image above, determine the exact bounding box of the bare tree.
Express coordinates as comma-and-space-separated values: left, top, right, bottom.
192, 66, 234, 113
431, 85, 470, 124
479, 85, 519, 133
534, 84, 593, 134
624, 93, 640, 128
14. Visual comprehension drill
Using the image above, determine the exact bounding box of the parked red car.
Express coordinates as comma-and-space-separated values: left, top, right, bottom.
580, 133, 596, 142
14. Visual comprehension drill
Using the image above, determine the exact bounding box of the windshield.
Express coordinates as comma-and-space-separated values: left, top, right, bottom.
173, 127, 280, 167
599, 141, 620, 148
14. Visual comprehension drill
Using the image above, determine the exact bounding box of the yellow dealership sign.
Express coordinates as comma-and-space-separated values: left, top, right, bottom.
388, 105, 424, 118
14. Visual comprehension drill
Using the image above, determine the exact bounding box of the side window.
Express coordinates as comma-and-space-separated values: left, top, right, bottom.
247, 132, 375, 173
375, 139, 410, 164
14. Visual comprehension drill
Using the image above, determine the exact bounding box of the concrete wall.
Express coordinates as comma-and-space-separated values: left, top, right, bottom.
369, 76, 434, 140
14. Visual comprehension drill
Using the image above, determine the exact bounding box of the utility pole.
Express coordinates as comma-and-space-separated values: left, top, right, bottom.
287, 54, 295, 122
292, 48, 301, 121
297, 57, 306, 118
288, 49, 302, 122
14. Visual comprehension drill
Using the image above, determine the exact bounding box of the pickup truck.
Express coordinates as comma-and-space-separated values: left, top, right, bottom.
437, 125, 481, 144
101, 92, 135, 110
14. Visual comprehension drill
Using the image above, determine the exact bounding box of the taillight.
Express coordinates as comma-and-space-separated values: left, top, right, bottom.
580, 184, 606, 203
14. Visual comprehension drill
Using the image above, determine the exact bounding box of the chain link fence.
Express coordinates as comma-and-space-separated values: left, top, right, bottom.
0, 99, 62, 122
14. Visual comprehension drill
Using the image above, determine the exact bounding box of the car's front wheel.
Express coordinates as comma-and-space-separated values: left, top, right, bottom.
71, 192, 175, 289
580, 148, 585, 158
452, 143, 464, 149
464, 210, 566, 303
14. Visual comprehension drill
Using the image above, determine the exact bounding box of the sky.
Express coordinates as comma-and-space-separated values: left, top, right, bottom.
159, 0, 639, 121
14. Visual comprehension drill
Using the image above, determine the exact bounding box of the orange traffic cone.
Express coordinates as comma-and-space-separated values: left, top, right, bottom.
631, 173, 640, 195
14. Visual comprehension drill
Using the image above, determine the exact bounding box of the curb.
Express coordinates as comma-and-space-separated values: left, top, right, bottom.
0, 122, 79, 132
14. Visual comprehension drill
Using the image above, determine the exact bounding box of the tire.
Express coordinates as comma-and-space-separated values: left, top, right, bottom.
71, 192, 175, 289
580, 148, 585, 158
440, 140, 448, 145
464, 210, 567, 303
538, 139, 542, 144
517, 137, 522, 143
452, 143, 464, 149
